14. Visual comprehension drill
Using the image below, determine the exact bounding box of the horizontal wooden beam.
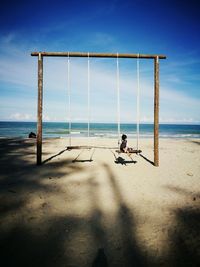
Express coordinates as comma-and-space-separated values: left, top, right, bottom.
31, 51, 166, 59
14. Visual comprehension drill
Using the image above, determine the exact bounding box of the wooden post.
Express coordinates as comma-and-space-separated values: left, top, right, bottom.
37, 53, 43, 165
154, 56, 159, 166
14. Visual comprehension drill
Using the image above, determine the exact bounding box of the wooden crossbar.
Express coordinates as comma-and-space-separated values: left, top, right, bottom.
31, 51, 166, 59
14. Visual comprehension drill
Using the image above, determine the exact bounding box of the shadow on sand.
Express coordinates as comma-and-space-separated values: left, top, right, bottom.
139, 153, 154, 166
0, 138, 199, 266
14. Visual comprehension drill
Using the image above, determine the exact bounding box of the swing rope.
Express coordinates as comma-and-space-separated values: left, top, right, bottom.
136, 53, 140, 150
116, 53, 121, 149
67, 52, 71, 146
67, 52, 140, 151
87, 52, 90, 140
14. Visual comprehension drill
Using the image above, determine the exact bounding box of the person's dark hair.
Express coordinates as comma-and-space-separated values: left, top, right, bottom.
122, 134, 127, 140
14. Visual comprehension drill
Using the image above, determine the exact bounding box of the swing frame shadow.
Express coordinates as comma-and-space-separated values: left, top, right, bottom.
42, 145, 142, 165
31, 51, 166, 166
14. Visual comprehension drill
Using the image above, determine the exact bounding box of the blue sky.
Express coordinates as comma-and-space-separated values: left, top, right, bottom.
0, 0, 200, 123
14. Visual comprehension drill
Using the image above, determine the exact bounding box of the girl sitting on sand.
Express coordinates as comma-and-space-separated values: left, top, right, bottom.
120, 134, 134, 153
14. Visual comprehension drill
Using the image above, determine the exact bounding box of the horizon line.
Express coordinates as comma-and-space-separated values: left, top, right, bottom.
0, 120, 200, 125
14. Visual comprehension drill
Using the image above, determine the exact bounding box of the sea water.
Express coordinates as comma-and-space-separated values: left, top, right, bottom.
0, 121, 200, 139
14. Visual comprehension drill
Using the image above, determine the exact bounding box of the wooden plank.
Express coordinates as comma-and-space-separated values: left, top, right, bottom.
154, 56, 159, 167
31, 51, 166, 59
115, 149, 142, 154
37, 53, 43, 165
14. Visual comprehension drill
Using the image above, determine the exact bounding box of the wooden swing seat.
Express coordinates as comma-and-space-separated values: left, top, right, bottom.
116, 149, 142, 154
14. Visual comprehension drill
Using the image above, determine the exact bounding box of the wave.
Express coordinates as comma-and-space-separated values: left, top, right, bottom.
70, 131, 81, 135
1, 122, 200, 139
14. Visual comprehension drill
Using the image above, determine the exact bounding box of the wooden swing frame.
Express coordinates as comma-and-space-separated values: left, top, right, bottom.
31, 52, 166, 166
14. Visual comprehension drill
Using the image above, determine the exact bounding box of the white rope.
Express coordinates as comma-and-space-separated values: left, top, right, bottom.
136, 53, 140, 150
67, 52, 71, 146
116, 53, 121, 149
87, 52, 90, 140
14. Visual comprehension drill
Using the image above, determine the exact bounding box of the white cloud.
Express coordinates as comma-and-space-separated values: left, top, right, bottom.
9, 113, 35, 121
161, 86, 200, 106
0, 40, 200, 123
89, 32, 116, 46
43, 114, 51, 122
159, 117, 200, 124
1, 33, 16, 44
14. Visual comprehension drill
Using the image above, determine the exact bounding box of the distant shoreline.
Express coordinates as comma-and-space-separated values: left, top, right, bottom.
0, 121, 200, 125
1, 121, 200, 139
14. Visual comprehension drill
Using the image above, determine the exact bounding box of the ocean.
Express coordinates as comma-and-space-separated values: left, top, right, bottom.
0, 121, 200, 139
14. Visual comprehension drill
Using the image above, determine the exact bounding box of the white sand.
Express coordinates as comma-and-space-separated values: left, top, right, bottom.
0, 137, 199, 266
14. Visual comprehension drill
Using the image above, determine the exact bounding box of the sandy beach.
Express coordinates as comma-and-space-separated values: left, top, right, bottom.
0, 137, 200, 267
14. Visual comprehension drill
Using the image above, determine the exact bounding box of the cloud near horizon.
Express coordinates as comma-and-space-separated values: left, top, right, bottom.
0, 41, 199, 124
